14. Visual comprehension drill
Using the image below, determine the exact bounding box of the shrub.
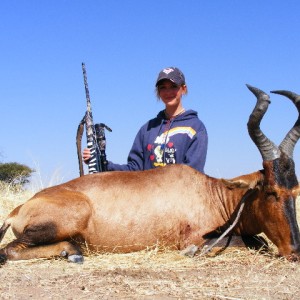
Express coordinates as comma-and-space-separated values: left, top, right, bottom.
0, 162, 35, 187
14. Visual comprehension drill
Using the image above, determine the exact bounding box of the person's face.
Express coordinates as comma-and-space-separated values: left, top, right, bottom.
157, 80, 186, 107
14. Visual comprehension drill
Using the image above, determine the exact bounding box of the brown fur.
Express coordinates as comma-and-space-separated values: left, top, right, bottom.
0, 162, 299, 263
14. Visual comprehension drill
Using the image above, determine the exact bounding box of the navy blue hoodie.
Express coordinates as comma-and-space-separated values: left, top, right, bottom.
107, 109, 208, 173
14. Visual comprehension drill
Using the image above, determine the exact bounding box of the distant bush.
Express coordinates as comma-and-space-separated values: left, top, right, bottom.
0, 162, 35, 187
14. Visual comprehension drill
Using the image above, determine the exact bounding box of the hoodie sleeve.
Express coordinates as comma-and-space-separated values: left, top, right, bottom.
184, 126, 208, 173
107, 127, 145, 171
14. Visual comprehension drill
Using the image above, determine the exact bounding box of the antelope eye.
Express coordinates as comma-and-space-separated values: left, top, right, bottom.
266, 191, 279, 201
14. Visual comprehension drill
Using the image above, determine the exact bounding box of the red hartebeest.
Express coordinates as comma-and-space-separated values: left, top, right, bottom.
0, 85, 300, 264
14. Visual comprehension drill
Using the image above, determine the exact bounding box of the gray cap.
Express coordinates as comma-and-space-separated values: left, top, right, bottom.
155, 67, 185, 86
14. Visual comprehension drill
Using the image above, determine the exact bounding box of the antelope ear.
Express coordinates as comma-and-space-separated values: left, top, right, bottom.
222, 171, 264, 190
221, 179, 251, 189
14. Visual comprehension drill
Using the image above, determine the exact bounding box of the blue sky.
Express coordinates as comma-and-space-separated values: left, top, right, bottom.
1, 1, 300, 186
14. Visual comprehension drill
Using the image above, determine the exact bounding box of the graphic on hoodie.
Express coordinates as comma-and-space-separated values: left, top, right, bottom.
147, 126, 196, 167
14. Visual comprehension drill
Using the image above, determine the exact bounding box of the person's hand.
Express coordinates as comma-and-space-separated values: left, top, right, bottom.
83, 148, 91, 164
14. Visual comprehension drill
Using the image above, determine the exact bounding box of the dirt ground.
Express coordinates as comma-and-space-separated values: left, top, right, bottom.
1, 248, 300, 300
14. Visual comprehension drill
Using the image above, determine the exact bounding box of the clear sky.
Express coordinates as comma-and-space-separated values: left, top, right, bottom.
1, 1, 300, 187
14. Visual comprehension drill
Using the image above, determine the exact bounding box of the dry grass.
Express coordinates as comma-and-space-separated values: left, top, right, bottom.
1, 182, 300, 299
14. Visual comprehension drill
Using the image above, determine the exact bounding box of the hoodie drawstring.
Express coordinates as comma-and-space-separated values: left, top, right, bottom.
161, 118, 175, 164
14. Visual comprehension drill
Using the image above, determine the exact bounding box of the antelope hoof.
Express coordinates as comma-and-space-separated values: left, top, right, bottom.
60, 249, 84, 263
0, 254, 7, 265
180, 244, 199, 257
68, 254, 84, 264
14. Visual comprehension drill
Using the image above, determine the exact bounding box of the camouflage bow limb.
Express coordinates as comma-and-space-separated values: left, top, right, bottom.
76, 63, 111, 176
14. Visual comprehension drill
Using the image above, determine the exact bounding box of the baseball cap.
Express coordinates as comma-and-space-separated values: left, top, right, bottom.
155, 67, 185, 86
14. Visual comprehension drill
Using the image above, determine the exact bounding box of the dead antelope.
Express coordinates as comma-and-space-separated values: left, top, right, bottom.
0, 85, 300, 264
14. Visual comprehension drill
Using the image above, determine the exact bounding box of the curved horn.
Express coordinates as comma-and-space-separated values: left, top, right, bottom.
246, 84, 281, 161
270, 90, 300, 158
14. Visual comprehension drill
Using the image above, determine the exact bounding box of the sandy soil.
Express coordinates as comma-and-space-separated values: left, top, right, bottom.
1, 248, 300, 300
